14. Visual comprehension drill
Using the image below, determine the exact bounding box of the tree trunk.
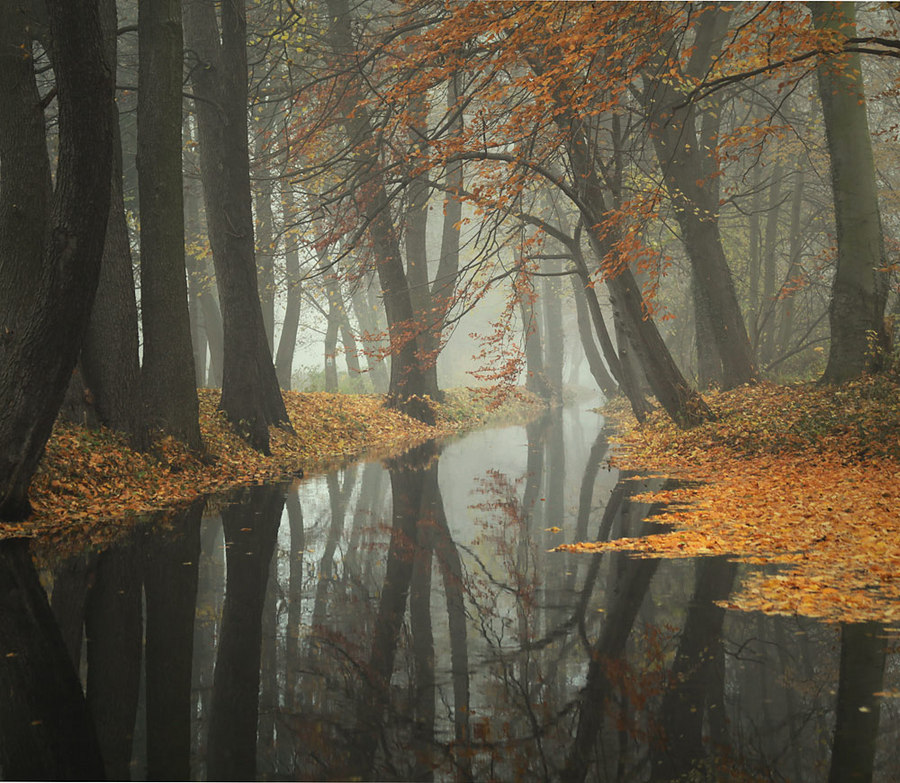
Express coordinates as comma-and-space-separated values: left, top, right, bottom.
405, 91, 442, 400
275, 183, 302, 390
253, 142, 276, 353
641, 8, 757, 388
0, 0, 114, 519
542, 261, 565, 401
520, 287, 553, 402
811, 2, 889, 383
565, 135, 708, 426
184, 0, 291, 452
81, 0, 145, 448
323, 0, 434, 423
138, 0, 201, 450
350, 282, 390, 393
759, 163, 784, 365
777, 168, 806, 354
570, 274, 617, 398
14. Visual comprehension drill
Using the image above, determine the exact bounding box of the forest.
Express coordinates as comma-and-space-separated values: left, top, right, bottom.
0, 0, 898, 514
2, 0, 900, 780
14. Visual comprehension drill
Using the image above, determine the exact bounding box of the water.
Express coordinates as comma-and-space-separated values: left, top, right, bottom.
2, 405, 899, 780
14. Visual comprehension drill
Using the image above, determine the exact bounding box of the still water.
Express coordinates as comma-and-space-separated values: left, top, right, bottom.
2, 405, 899, 780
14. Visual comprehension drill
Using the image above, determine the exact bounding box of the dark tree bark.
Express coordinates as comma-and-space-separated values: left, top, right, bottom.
78, 0, 145, 448
0, 540, 106, 780
0, 0, 114, 519
777, 168, 807, 355
138, 0, 202, 450
525, 50, 708, 426
811, 3, 889, 383
404, 91, 443, 401
521, 290, 554, 402
184, 0, 291, 452
184, 122, 225, 387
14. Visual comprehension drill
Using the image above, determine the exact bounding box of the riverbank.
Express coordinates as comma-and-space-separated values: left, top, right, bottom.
561, 375, 900, 624
4, 387, 543, 543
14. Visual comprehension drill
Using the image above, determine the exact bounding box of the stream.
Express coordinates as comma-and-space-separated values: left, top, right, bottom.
1, 404, 898, 780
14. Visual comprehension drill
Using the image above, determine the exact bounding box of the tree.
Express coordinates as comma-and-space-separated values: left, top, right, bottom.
138, 0, 202, 449
0, 0, 114, 519
184, 0, 292, 452
320, 0, 435, 423
78, 0, 145, 448
638, 4, 758, 388
810, 2, 889, 383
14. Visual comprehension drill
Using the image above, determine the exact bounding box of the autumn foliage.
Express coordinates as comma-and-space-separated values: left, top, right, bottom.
557, 375, 900, 624
3, 388, 541, 545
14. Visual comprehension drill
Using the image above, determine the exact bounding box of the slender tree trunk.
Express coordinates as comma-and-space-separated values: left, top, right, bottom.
563, 126, 708, 425
184, 0, 291, 451
570, 274, 617, 398
350, 283, 390, 393
760, 163, 784, 365
811, 2, 889, 383
138, 0, 201, 449
0, 0, 114, 519
405, 91, 442, 400
520, 284, 553, 401
528, 51, 706, 425
253, 141, 276, 353
542, 261, 565, 401
777, 168, 806, 354
275, 183, 302, 389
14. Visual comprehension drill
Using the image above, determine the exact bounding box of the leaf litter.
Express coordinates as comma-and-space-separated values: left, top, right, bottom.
555, 376, 900, 624
6, 387, 542, 551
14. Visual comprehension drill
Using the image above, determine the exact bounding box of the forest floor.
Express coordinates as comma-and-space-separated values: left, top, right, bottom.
3, 387, 543, 548
558, 373, 900, 625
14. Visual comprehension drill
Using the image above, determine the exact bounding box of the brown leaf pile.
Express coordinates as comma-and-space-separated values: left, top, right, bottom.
557, 376, 900, 624
5, 387, 541, 546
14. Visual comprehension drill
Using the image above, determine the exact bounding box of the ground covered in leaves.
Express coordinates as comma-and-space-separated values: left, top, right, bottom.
557, 375, 900, 625
4, 388, 541, 545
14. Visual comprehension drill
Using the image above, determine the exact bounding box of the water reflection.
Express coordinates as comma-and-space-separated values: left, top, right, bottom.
6, 406, 900, 780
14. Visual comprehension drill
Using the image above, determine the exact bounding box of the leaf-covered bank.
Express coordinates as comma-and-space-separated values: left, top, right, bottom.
4, 388, 542, 543
558, 376, 900, 625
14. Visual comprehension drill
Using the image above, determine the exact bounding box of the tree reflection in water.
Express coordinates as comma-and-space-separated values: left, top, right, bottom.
4, 407, 900, 780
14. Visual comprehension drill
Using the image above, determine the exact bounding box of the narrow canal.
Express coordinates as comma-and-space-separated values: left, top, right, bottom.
3, 404, 899, 780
